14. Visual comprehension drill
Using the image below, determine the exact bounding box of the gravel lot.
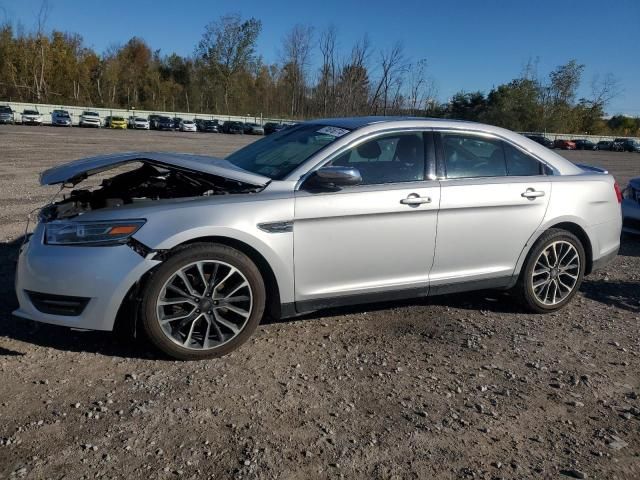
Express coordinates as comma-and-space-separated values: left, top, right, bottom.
0, 126, 638, 479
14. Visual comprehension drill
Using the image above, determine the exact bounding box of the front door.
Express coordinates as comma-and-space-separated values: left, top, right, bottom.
293, 131, 440, 309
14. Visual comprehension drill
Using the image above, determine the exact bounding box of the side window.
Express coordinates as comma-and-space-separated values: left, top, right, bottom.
441, 133, 506, 178
329, 132, 425, 185
504, 143, 544, 176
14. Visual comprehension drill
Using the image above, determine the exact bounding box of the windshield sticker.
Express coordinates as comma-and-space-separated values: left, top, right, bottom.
317, 126, 349, 137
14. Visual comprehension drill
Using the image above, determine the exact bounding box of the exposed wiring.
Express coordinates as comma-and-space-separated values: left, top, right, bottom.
21, 184, 66, 244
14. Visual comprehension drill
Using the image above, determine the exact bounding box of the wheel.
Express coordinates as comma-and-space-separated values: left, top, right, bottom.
140, 243, 266, 360
517, 229, 585, 313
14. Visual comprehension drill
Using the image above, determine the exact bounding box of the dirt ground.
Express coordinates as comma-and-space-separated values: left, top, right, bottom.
0, 125, 638, 479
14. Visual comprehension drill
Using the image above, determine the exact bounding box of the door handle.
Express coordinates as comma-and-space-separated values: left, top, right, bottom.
400, 193, 432, 205
521, 188, 545, 199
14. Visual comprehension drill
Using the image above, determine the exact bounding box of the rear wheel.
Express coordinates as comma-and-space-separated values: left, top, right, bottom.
140, 243, 265, 360
517, 229, 585, 313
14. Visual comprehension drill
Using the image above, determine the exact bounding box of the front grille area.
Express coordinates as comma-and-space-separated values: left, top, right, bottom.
26, 291, 90, 316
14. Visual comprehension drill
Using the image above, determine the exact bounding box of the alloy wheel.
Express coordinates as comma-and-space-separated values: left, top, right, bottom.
156, 260, 253, 350
531, 240, 580, 306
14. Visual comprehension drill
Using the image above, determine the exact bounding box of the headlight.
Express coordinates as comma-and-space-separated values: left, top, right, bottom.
45, 220, 145, 245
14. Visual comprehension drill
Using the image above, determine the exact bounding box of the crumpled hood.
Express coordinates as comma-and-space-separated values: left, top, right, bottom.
40, 151, 270, 187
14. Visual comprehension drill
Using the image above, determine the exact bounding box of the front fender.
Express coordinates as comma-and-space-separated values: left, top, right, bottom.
132, 201, 295, 304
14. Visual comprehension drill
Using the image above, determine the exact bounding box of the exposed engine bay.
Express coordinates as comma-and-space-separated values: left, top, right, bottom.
40, 162, 262, 221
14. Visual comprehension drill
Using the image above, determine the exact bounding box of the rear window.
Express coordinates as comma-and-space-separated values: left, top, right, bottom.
24, 110, 39, 115
112, 116, 124, 121
442, 133, 544, 178
83, 111, 99, 116
0, 106, 12, 113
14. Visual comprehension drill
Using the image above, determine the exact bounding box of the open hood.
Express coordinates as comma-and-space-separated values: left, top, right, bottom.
40, 151, 270, 187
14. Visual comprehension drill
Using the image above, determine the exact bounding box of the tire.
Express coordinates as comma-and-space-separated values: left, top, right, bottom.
516, 228, 586, 313
140, 243, 266, 360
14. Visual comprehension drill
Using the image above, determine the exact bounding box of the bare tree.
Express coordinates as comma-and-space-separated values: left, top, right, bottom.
196, 14, 262, 114
590, 73, 622, 109
32, 0, 50, 101
336, 35, 371, 116
281, 24, 313, 117
370, 42, 406, 114
318, 25, 337, 116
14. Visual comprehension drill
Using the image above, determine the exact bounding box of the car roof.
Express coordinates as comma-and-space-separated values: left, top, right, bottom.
304, 115, 524, 130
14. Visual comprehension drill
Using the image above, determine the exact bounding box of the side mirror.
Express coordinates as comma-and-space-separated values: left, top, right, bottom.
304, 166, 362, 190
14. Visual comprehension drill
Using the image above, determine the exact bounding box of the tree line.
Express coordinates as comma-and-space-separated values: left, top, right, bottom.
0, 12, 637, 136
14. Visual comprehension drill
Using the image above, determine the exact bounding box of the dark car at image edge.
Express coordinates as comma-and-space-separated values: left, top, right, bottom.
524, 134, 554, 149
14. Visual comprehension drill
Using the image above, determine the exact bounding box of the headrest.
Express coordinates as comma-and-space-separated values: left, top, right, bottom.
357, 141, 381, 159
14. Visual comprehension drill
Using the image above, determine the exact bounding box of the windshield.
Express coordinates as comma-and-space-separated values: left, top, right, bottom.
24, 110, 39, 115
226, 124, 350, 179
112, 116, 124, 121
0, 106, 11, 113
83, 111, 98, 116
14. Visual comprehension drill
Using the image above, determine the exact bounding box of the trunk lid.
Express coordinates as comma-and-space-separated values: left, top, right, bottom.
40, 151, 270, 187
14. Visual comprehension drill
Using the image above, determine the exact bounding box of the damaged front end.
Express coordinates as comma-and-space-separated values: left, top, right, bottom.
38, 152, 270, 222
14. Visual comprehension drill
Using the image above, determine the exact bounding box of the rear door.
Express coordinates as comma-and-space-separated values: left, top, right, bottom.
430, 130, 551, 292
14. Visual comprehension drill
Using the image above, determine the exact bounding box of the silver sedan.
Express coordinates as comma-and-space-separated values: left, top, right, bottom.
14, 117, 622, 360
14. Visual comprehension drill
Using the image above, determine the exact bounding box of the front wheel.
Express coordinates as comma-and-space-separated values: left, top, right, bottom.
140, 243, 266, 360
516, 229, 585, 313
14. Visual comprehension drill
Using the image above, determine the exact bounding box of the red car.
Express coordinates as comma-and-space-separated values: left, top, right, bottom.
554, 139, 576, 150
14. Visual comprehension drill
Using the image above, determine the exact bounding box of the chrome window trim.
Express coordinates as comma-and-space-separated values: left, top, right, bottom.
294, 127, 436, 191
434, 127, 559, 180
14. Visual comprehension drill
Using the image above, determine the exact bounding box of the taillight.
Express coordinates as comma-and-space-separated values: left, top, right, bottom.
614, 182, 623, 203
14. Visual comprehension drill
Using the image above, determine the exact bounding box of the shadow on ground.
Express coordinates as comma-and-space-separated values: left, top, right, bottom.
1, 235, 638, 357
0, 236, 159, 360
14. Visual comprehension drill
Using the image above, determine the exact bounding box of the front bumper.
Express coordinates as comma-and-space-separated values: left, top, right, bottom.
13, 225, 160, 331
622, 198, 640, 234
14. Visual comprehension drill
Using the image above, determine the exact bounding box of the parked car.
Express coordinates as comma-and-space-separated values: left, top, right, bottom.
222, 121, 244, 134
128, 116, 150, 130
21, 109, 43, 126
79, 111, 101, 128
104, 116, 127, 129
553, 139, 576, 150
197, 119, 220, 133
596, 141, 613, 151
148, 114, 162, 130
172, 117, 183, 130
243, 123, 265, 135
0, 105, 15, 124
622, 177, 640, 234
15, 117, 622, 360
179, 119, 197, 132
157, 116, 174, 131
525, 134, 554, 149
619, 139, 640, 152
571, 139, 596, 150
612, 138, 628, 152
51, 109, 72, 127
263, 122, 287, 135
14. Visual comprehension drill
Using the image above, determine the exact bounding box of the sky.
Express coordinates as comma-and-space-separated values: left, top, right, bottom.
2, 0, 639, 116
